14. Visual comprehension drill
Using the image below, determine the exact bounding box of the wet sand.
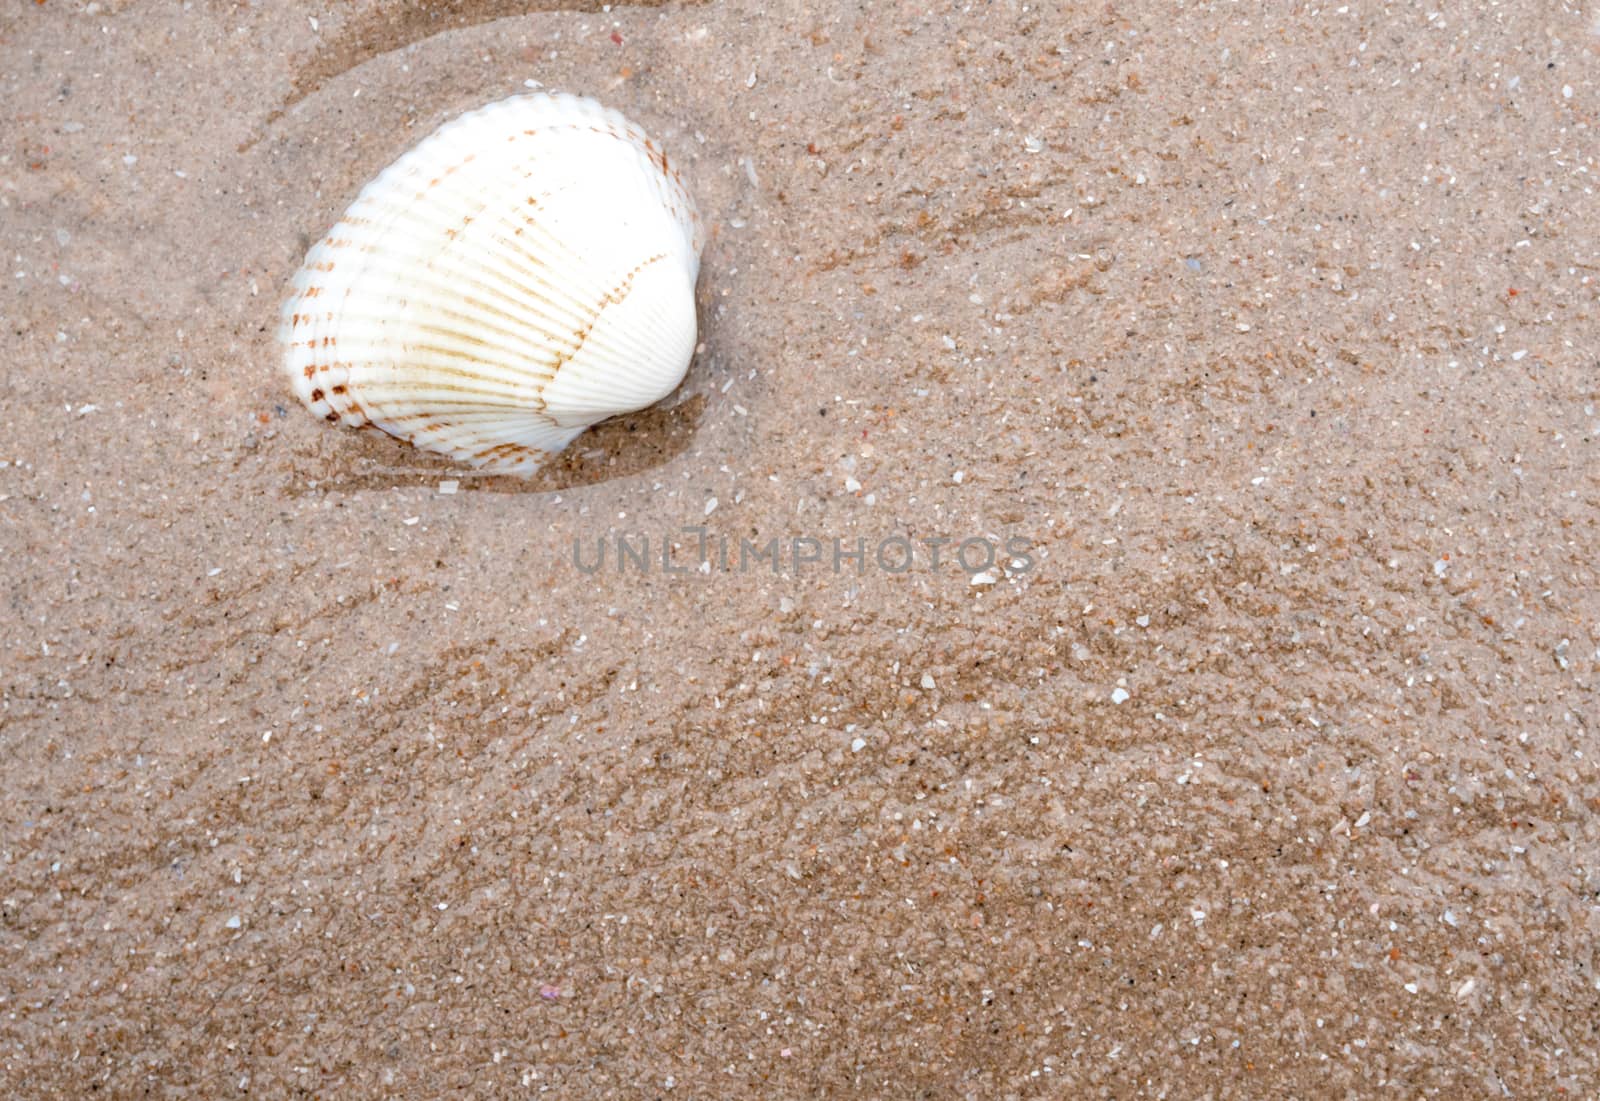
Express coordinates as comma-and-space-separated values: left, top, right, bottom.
3, 2, 1599, 1096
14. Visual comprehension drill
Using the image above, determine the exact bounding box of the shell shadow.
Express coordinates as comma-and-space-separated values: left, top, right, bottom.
280, 393, 706, 496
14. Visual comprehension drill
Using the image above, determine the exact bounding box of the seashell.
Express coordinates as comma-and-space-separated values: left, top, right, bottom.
279, 92, 703, 474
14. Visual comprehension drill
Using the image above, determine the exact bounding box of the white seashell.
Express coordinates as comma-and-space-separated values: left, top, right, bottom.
280, 92, 703, 474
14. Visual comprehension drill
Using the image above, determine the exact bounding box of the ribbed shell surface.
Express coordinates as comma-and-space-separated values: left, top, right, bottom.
279, 92, 703, 474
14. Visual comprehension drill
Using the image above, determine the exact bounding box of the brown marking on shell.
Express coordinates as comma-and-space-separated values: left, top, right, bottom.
476, 442, 535, 463
309, 388, 325, 402
543, 252, 668, 380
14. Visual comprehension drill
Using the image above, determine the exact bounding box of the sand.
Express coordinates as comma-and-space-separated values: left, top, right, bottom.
3, 1, 1599, 1096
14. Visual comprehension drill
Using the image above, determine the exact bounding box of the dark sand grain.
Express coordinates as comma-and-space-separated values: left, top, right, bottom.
3, 2, 1599, 1096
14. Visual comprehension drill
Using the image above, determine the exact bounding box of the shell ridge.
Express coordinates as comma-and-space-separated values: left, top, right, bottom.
535, 251, 669, 392
374, 177, 643, 362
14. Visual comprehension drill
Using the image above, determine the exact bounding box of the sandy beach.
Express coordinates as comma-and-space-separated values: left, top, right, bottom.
3, 1, 1599, 1095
